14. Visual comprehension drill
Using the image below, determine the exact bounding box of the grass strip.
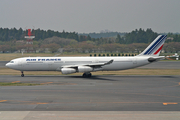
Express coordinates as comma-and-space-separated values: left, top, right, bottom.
0, 82, 40, 86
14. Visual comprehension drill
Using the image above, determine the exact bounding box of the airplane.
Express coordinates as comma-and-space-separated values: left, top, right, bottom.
6, 35, 167, 77
166, 53, 179, 60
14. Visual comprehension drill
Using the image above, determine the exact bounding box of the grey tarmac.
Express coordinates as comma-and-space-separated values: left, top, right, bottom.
139, 61, 180, 69
0, 111, 180, 120
0, 75, 180, 111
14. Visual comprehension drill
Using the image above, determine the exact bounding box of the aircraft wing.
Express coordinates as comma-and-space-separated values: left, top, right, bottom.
62, 59, 113, 68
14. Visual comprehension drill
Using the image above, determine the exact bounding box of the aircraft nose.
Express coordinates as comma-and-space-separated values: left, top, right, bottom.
5, 63, 8, 67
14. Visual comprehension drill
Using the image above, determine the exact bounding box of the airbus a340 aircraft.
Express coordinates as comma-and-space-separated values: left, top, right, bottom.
6, 35, 167, 77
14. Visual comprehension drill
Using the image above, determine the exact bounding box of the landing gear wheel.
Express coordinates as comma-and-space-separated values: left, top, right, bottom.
82, 72, 92, 78
88, 73, 92, 77
21, 71, 24, 77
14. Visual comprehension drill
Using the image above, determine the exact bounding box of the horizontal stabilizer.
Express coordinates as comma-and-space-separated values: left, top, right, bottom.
148, 56, 165, 62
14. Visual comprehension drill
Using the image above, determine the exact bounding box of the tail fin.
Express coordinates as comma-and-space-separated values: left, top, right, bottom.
138, 35, 167, 56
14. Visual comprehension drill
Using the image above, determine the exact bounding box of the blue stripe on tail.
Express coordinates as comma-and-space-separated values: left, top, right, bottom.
147, 35, 166, 55
144, 35, 166, 55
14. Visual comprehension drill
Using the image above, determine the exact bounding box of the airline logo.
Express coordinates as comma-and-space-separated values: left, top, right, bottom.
26, 59, 61, 61
144, 35, 167, 55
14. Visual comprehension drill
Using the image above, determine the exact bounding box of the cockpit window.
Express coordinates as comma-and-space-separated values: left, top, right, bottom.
10, 61, 14, 63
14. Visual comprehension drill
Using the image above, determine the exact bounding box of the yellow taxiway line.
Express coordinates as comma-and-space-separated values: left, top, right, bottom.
163, 103, 178, 105
0, 100, 7, 102
11, 81, 20, 83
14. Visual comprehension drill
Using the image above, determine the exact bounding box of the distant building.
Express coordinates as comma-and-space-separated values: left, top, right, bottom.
166, 37, 174, 41
16, 40, 25, 44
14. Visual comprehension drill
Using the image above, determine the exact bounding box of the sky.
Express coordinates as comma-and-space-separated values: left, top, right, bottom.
0, 0, 180, 33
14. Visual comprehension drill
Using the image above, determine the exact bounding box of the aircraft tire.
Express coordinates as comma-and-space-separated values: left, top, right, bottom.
83, 72, 92, 78
21, 74, 24, 77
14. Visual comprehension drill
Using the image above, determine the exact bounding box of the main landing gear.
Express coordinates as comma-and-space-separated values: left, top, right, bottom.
21, 71, 24, 77
82, 72, 92, 78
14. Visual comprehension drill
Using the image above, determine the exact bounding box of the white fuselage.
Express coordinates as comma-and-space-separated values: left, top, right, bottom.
6, 56, 150, 72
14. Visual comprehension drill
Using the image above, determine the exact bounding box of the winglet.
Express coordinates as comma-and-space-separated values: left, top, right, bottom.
138, 35, 167, 56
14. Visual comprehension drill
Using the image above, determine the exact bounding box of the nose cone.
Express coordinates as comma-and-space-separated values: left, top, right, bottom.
6, 63, 15, 69
5, 63, 10, 68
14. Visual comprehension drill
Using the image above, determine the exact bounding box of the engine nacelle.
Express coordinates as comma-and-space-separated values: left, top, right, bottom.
61, 68, 76, 74
78, 66, 93, 73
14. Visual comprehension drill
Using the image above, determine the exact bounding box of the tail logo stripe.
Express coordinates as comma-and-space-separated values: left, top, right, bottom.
144, 35, 166, 55
154, 45, 164, 55
148, 36, 166, 54
144, 35, 165, 54
147, 35, 166, 54
144, 35, 164, 54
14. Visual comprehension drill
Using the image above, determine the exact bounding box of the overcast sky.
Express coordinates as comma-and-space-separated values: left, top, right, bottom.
0, 0, 180, 33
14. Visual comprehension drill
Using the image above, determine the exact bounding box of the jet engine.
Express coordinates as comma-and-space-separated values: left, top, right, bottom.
78, 66, 93, 72
61, 68, 76, 74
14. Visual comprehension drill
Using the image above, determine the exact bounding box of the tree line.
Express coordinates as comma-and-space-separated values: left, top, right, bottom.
1, 27, 180, 44
80, 32, 125, 38
0, 27, 180, 53
118, 28, 158, 44
0, 28, 79, 41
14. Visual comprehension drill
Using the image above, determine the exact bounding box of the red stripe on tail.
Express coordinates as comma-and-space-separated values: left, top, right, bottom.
154, 45, 163, 55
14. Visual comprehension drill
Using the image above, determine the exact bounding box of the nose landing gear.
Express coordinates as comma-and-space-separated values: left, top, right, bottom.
21, 71, 24, 77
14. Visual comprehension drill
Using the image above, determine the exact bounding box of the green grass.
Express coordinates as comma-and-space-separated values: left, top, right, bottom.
0, 82, 40, 86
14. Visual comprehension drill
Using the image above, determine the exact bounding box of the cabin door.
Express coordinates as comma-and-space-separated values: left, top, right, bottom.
48, 61, 53, 70
133, 58, 137, 64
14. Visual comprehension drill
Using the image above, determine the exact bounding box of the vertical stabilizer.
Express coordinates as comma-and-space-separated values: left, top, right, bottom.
138, 35, 167, 56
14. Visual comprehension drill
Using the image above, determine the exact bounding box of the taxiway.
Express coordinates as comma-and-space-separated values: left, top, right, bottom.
0, 75, 180, 111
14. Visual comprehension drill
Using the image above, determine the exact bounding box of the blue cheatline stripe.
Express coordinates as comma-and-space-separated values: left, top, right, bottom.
148, 36, 166, 54
144, 35, 166, 55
